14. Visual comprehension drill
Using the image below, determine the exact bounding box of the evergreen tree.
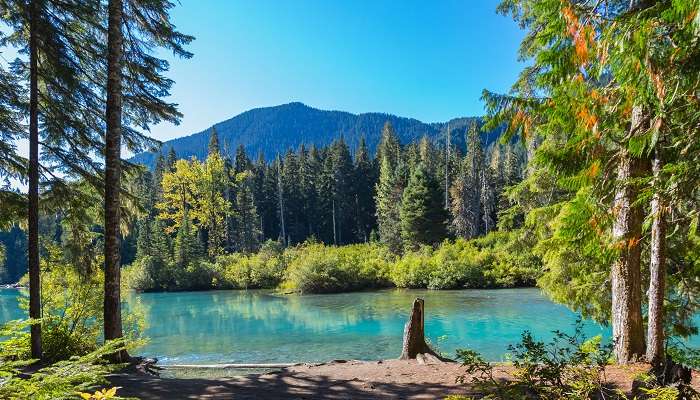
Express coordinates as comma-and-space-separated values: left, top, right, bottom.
400, 162, 447, 250
208, 127, 220, 156
375, 122, 404, 252
233, 171, 261, 253
353, 137, 377, 242
234, 144, 253, 174
166, 146, 177, 172
450, 124, 482, 238
174, 209, 200, 272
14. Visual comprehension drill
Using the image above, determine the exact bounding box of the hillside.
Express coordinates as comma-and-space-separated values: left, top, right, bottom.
130, 102, 501, 167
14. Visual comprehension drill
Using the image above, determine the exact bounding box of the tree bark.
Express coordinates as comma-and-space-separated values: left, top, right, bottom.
104, 0, 128, 362
646, 145, 666, 365
611, 106, 646, 364
399, 298, 446, 361
28, 0, 42, 360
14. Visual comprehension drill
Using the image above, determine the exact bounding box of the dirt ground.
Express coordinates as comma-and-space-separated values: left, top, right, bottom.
109, 359, 699, 400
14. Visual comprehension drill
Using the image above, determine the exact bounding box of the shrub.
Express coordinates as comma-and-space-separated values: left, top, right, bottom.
456, 321, 622, 399
0, 330, 133, 400
427, 239, 489, 289
390, 247, 432, 288
283, 242, 393, 293
214, 245, 286, 289
20, 246, 145, 362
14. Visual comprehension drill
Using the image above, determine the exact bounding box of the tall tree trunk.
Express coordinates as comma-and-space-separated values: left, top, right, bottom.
611, 106, 646, 364
647, 145, 666, 365
104, 0, 128, 362
28, 0, 42, 360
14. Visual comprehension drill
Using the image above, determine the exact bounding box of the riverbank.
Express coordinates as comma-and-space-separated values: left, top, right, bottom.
109, 359, 699, 399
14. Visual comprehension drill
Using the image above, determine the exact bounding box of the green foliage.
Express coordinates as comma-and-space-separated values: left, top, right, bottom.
400, 162, 448, 250
283, 242, 394, 293
19, 246, 144, 363
392, 234, 539, 290
213, 240, 286, 289
0, 334, 133, 400
456, 321, 614, 399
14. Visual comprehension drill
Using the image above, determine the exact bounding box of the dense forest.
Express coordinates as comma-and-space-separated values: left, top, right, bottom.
0, 0, 699, 398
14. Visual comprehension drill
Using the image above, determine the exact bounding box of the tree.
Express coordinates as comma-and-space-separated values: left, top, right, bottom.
354, 137, 377, 242
400, 162, 447, 250
483, 0, 700, 363
103, 0, 126, 360
233, 171, 261, 253
375, 122, 404, 253
174, 208, 200, 272
191, 154, 230, 259
208, 127, 220, 156
450, 124, 482, 239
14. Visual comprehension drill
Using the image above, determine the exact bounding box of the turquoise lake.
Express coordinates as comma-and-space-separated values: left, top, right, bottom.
0, 288, 618, 364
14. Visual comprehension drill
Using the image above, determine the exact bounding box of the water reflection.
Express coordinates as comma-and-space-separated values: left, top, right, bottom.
127, 288, 611, 364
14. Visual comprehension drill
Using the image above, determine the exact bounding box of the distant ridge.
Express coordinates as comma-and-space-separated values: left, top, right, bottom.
130, 102, 501, 167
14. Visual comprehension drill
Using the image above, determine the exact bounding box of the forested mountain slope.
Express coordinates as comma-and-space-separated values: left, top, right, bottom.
130, 102, 500, 167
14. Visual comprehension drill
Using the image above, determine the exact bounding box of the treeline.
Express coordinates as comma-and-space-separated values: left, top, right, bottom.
123, 121, 526, 290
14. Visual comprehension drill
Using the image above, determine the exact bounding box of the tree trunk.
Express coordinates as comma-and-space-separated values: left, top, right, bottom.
28, 0, 42, 360
611, 106, 646, 364
399, 298, 446, 361
104, 0, 128, 362
646, 146, 666, 365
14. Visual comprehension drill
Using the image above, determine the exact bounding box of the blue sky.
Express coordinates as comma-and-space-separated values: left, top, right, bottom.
149, 0, 525, 143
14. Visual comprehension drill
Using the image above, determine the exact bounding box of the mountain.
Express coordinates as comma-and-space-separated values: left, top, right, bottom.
130, 102, 501, 167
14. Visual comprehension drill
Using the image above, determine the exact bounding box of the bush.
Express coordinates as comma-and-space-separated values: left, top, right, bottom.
125, 231, 541, 293
390, 246, 432, 288
21, 246, 145, 363
428, 239, 489, 289
456, 320, 614, 399
283, 242, 393, 293
214, 241, 286, 289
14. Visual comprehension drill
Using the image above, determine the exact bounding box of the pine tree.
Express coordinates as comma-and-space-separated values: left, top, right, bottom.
233, 171, 261, 253
450, 124, 482, 238
375, 122, 404, 253
174, 209, 200, 272
354, 137, 377, 242
400, 162, 447, 250
166, 146, 178, 172
234, 144, 253, 174
208, 127, 220, 156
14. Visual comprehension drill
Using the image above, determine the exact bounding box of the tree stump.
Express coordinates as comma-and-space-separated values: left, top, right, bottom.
399, 298, 449, 361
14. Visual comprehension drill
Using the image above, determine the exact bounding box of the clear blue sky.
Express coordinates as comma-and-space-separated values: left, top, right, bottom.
149, 0, 524, 143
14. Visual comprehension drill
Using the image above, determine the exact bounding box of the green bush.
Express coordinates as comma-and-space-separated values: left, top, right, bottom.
214, 241, 286, 289
283, 242, 393, 293
125, 230, 541, 293
390, 246, 432, 288
21, 246, 145, 363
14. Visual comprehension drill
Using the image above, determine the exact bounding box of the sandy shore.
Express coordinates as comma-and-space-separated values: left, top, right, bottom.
109, 359, 697, 399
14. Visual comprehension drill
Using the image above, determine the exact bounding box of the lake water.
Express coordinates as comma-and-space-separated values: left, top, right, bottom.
0, 288, 614, 364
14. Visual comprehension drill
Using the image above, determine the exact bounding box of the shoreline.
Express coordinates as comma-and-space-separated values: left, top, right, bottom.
110, 359, 698, 399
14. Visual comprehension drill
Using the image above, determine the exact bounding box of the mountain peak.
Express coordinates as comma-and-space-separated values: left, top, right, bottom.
130, 103, 491, 168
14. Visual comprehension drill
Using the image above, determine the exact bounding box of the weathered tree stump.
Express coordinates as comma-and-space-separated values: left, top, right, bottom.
399, 298, 449, 361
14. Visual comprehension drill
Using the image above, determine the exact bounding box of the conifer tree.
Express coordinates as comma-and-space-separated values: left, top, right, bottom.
375, 122, 404, 253
166, 147, 178, 172
233, 171, 261, 253
450, 124, 482, 238
174, 209, 200, 272
354, 138, 376, 242
208, 127, 220, 156
400, 162, 447, 250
